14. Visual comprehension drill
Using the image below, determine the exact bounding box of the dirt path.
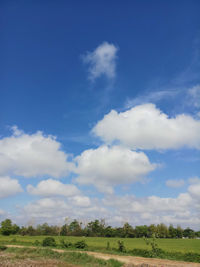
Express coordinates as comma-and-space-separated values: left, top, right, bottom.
5, 244, 200, 267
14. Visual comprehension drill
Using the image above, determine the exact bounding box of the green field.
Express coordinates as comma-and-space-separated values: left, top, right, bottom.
0, 235, 200, 253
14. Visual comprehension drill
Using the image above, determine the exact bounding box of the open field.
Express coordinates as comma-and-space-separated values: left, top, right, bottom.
0, 235, 200, 253
1, 245, 200, 267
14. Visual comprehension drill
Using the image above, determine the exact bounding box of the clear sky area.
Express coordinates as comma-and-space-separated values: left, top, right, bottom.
1, 0, 200, 228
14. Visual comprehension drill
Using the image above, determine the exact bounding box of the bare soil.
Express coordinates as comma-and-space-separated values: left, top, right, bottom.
4, 244, 200, 267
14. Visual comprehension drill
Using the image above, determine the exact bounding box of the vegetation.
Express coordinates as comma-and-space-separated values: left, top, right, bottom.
1, 235, 200, 253
42, 236, 56, 247
1, 219, 200, 263
4, 247, 123, 267
1, 218, 200, 239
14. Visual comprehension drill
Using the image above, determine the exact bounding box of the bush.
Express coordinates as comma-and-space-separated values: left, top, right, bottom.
106, 241, 110, 250
0, 245, 7, 251
34, 240, 41, 246
60, 238, 73, 248
74, 240, 88, 249
42, 237, 56, 247
117, 240, 126, 252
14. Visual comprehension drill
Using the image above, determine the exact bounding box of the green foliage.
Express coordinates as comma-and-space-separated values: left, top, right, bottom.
1, 219, 13, 236
106, 241, 110, 250
144, 234, 161, 256
60, 224, 68, 236
117, 240, 126, 252
0, 245, 7, 251
74, 240, 88, 249
34, 239, 40, 246
42, 237, 56, 247
59, 238, 73, 248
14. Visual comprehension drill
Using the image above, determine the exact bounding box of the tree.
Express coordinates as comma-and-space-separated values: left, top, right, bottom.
122, 222, 135, 238
1, 219, 13, 236
60, 224, 68, 236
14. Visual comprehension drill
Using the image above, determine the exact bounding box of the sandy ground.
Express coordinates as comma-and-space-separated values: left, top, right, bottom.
4, 244, 200, 267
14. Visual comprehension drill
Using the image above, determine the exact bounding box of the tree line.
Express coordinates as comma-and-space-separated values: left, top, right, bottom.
1, 218, 199, 238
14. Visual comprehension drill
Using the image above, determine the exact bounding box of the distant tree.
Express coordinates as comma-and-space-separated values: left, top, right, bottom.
69, 220, 82, 236
183, 227, 195, 238
26, 226, 36, 236
176, 225, 183, 238
1, 219, 13, 236
135, 225, 149, 237
122, 222, 135, 238
60, 224, 68, 236
12, 224, 20, 234
168, 224, 177, 238
157, 223, 168, 238
148, 224, 157, 237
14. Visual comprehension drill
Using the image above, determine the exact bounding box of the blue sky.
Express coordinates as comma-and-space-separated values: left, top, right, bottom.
0, 0, 200, 228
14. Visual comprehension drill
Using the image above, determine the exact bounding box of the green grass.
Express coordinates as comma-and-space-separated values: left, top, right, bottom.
5, 246, 123, 267
0, 235, 200, 253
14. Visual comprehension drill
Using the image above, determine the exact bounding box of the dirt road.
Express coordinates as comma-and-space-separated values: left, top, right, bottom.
5, 244, 200, 267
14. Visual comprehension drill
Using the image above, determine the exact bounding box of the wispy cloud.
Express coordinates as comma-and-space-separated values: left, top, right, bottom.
166, 179, 185, 188
125, 89, 179, 108
187, 85, 200, 108
82, 42, 118, 81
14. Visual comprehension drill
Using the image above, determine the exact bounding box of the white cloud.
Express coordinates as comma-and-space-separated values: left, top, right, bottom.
75, 145, 156, 194
102, 185, 200, 228
188, 179, 200, 200
82, 42, 118, 81
93, 103, 200, 150
188, 176, 200, 184
27, 179, 80, 197
0, 176, 23, 198
0, 127, 74, 178
166, 179, 185, 188
21, 197, 105, 225
72, 195, 91, 207
20, 178, 200, 229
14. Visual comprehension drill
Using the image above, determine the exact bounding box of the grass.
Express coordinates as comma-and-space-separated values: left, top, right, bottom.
0, 235, 200, 253
4, 246, 123, 267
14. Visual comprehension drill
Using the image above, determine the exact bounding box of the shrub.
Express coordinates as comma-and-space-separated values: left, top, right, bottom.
34, 240, 41, 246
106, 241, 110, 250
117, 240, 126, 252
60, 238, 73, 248
42, 237, 56, 247
0, 245, 7, 251
74, 240, 87, 249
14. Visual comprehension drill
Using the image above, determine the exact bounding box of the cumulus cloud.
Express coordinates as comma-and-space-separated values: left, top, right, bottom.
166, 179, 185, 188
75, 145, 156, 194
102, 182, 200, 228
188, 178, 200, 200
22, 196, 105, 225
72, 195, 91, 207
27, 179, 80, 197
82, 42, 118, 81
0, 176, 23, 198
0, 126, 74, 178
20, 178, 200, 228
93, 103, 200, 150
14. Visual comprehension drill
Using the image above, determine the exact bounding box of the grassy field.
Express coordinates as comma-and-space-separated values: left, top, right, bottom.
0, 247, 123, 267
0, 235, 200, 253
